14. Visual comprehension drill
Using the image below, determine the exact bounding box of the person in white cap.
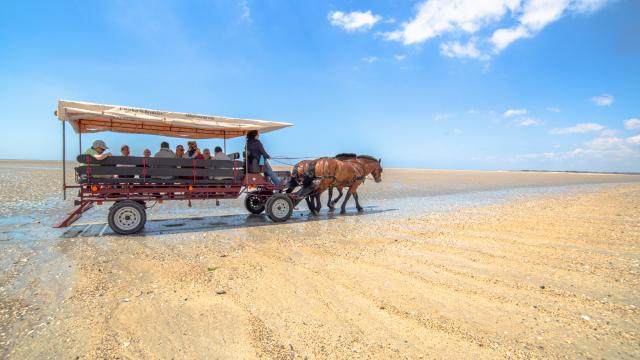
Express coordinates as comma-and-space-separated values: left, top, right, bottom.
84, 140, 112, 160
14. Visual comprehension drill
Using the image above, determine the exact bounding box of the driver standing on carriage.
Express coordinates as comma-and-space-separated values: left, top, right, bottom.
245, 130, 280, 185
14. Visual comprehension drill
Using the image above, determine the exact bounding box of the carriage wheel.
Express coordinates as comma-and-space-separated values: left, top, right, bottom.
265, 194, 293, 222
108, 200, 146, 235
244, 194, 265, 214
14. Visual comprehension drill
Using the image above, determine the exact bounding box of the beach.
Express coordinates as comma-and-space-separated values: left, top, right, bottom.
1, 160, 639, 358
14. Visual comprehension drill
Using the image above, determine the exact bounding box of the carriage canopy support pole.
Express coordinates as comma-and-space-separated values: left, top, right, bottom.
78, 119, 82, 154
223, 131, 226, 153
62, 120, 66, 200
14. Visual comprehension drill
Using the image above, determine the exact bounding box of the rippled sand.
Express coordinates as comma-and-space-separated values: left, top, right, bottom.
0, 161, 639, 358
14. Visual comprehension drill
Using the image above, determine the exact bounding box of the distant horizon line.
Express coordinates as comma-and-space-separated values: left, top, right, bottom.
1, 158, 638, 176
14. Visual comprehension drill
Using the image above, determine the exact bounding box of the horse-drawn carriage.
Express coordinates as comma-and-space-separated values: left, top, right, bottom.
54, 100, 302, 235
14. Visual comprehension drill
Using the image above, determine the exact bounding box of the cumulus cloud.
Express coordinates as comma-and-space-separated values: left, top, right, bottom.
549, 123, 605, 134
628, 134, 640, 145
546, 107, 561, 113
328, 10, 382, 32
394, 54, 407, 61
362, 56, 378, 63
590, 94, 614, 106
512, 117, 544, 127
380, 0, 612, 58
491, 25, 530, 52
624, 118, 640, 130
503, 108, 527, 117
440, 39, 486, 59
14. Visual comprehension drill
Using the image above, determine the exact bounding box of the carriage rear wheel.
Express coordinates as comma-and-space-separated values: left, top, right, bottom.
108, 200, 146, 235
265, 194, 293, 222
244, 194, 265, 214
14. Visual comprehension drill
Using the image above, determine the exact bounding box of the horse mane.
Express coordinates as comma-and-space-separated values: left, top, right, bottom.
335, 153, 357, 159
356, 155, 378, 162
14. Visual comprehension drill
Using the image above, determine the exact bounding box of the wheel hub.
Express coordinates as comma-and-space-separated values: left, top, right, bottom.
272, 199, 289, 218
113, 207, 141, 231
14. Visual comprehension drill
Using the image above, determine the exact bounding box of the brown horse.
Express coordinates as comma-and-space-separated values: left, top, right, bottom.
286, 159, 320, 213
300, 155, 383, 214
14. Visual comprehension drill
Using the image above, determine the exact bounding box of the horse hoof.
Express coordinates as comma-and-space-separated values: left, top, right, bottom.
340, 209, 346, 215
328, 207, 335, 212
357, 207, 364, 213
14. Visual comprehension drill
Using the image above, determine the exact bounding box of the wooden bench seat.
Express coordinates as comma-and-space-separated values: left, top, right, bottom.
75, 155, 242, 185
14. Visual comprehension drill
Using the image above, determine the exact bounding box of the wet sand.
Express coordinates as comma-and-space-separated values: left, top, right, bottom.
0, 160, 639, 358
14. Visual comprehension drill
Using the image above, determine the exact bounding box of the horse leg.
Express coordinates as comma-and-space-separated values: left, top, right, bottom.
305, 196, 318, 215
340, 191, 352, 214
327, 187, 335, 211
330, 187, 344, 207
353, 191, 364, 212
315, 193, 322, 213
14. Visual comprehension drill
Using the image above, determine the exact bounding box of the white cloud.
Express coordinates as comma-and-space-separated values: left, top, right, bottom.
503, 108, 527, 117
362, 56, 378, 63
546, 107, 561, 112
328, 10, 382, 32
433, 113, 453, 122
570, 0, 610, 13
452, 128, 463, 134
600, 129, 619, 137
512, 117, 544, 127
549, 123, 605, 134
590, 94, 614, 106
440, 39, 486, 59
394, 54, 406, 61
491, 26, 530, 52
624, 118, 640, 130
587, 136, 625, 149
238, 0, 252, 23
628, 134, 640, 145
380, 0, 612, 58
384, 0, 520, 45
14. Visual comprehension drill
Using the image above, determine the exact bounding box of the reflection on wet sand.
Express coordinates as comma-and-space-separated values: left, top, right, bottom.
61, 207, 396, 238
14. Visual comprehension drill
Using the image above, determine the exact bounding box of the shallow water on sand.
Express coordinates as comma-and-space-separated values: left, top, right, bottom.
0, 160, 638, 242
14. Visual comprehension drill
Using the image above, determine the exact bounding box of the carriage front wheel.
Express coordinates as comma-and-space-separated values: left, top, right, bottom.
265, 194, 293, 222
108, 200, 147, 235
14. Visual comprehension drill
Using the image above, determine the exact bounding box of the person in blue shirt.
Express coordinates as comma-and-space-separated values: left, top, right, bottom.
246, 130, 280, 185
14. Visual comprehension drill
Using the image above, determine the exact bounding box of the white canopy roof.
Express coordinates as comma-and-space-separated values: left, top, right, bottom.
56, 100, 292, 139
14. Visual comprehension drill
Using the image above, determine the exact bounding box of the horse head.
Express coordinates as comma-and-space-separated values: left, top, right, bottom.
357, 155, 383, 183
372, 158, 383, 183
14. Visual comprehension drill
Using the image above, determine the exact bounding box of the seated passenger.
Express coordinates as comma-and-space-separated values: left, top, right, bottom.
82, 140, 111, 179
143, 149, 151, 158
175, 144, 185, 158
213, 146, 230, 160
193, 148, 205, 160
202, 148, 212, 160
187, 141, 198, 158
117, 145, 135, 179
246, 130, 280, 185
84, 140, 112, 160
154, 142, 175, 181
154, 142, 175, 158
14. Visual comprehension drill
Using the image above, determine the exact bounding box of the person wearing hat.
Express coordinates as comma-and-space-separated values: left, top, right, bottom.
83, 140, 112, 179
84, 140, 112, 160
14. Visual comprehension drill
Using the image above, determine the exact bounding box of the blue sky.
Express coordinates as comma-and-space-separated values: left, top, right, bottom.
0, 0, 639, 171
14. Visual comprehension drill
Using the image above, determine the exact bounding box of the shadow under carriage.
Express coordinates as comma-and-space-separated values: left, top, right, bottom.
60, 206, 396, 238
